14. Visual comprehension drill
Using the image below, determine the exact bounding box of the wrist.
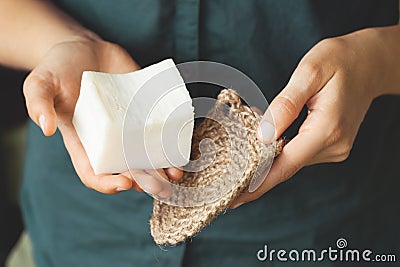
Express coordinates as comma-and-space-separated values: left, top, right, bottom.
347, 27, 391, 99
21, 28, 103, 70
57, 27, 102, 44
362, 26, 400, 97
368, 27, 393, 97
35, 28, 105, 66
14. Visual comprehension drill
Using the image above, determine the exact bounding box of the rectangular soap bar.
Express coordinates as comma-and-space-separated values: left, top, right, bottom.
72, 59, 194, 174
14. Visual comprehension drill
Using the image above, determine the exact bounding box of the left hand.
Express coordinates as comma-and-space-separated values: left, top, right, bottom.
231, 28, 388, 209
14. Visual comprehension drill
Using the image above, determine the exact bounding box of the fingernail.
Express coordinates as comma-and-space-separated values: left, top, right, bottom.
258, 120, 275, 142
39, 115, 46, 135
157, 188, 172, 199
139, 183, 157, 195
231, 202, 245, 209
116, 187, 128, 192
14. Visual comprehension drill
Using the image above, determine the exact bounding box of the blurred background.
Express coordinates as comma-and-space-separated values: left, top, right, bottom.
0, 67, 28, 266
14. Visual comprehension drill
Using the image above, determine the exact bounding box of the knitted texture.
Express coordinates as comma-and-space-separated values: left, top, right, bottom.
150, 89, 283, 245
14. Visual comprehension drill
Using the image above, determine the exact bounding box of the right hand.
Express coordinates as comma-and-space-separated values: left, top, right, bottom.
23, 36, 182, 195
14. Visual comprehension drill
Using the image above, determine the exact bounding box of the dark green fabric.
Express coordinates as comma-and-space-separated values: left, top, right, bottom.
21, 1, 400, 267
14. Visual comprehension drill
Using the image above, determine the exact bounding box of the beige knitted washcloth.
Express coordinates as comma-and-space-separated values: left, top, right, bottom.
150, 89, 283, 245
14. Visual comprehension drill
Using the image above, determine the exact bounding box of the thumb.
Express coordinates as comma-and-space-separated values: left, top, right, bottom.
23, 73, 58, 136
258, 63, 333, 143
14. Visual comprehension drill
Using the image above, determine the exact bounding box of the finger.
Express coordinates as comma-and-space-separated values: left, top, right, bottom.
23, 72, 58, 136
131, 182, 144, 192
144, 169, 173, 198
128, 169, 174, 198
57, 115, 133, 194
119, 171, 144, 192
165, 167, 183, 181
250, 106, 263, 116
230, 118, 328, 208
258, 62, 335, 143
127, 169, 164, 195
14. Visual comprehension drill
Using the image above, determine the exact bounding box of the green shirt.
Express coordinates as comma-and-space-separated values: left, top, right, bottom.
21, 1, 400, 266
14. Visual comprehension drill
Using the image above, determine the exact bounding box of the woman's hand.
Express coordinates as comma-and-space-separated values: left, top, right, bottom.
23, 37, 182, 195
231, 27, 394, 208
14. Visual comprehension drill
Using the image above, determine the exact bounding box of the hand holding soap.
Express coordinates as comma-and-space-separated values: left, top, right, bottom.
73, 59, 194, 174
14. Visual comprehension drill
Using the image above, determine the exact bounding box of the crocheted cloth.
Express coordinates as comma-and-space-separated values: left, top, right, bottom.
150, 89, 283, 245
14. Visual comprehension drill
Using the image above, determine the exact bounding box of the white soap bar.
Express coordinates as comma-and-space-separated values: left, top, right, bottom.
73, 59, 194, 174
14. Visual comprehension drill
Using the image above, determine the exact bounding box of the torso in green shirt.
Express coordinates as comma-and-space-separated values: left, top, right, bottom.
21, 1, 400, 266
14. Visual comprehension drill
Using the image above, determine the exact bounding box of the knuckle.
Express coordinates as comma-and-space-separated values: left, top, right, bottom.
317, 37, 335, 48
333, 142, 352, 162
82, 181, 91, 189
325, 124, 345, 147
105, 41, 128, 57
274, 94, 300, 118
318, 37, 347, 50
79, 177, 93, 190
22, 75, 38, 96
301, 62, 323, 80
316, 37, 349, 65
23, 72, 53, 96
324, 124, 353, 162
298, 61, 323, 88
